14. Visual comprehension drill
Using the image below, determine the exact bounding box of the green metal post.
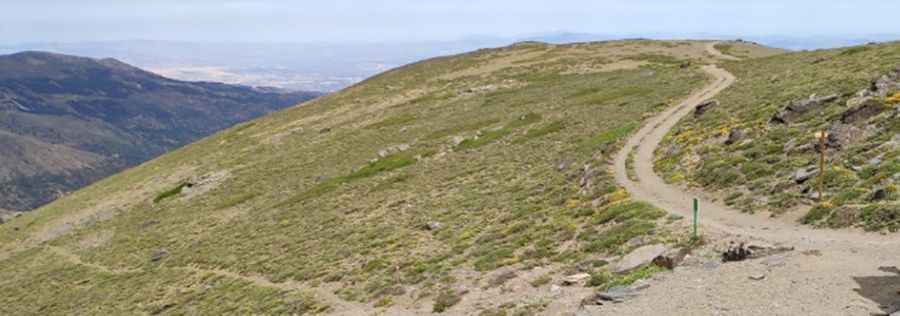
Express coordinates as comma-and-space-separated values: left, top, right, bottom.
692, 198, 699, 239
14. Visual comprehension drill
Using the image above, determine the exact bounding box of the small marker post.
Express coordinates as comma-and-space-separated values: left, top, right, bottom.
692, 198, 699, 239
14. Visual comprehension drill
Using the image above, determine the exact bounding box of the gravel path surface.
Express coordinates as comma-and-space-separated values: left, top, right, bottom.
602, 47, 900, 315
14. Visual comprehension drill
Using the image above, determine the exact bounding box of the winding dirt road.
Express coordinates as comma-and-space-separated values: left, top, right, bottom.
603, 46, 900, 315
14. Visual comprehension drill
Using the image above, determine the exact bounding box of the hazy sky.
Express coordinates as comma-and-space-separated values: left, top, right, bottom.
3, 0, 899, 43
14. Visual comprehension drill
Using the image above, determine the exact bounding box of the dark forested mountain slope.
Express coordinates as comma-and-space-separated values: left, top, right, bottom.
0, 51, 320, 212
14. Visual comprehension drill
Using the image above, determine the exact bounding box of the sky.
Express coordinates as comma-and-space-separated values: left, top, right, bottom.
2, 0, 900, 44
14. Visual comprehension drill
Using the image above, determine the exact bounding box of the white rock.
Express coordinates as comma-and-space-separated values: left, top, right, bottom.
561, 273, 591, 286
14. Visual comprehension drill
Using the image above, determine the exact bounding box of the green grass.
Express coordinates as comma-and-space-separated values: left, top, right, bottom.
456, 113, 542, 150
365, 113, 417, 129
580, 122, 639, 153
606, 265, 666, 289
0, 40, 712, 313
277, 151, 418, 206
513, 121, 565, 144
580, 201, 667, 253
153, 182, 191, 203
627, 53, 685, 65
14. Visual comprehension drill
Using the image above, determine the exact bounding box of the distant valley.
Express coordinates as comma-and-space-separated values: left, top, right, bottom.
0, 40, 505, 92
0, 51, 320, 213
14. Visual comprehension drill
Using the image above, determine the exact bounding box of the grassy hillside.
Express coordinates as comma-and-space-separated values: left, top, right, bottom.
657, 42, 900, 231
713, 40, 786, 59
0, 40, 727, 314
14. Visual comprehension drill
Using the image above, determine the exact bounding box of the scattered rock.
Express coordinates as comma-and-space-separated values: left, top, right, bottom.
581, 294, 605, 306
770, 94, 839, 124
724, 128, 746, 145
702, 261, 721, 270
747, 244, 795, 258
862, 67, 900, 98
451, 136, 465, 147
827, 122, 867, 149
140, 220, 160, 229
663, 143, 682, 156
561, 273, 591, 286
614, 244, 669, 274
625, 236, 648, 249
591, 196, 608, 208
597, 286, 639, 302
694, 100, 719, 117
722, 242, 752, 262
801, 249, 823, 256
808, 191, 827, 200
424, 221, 443, 231
654, 247, 689, 269
784, 138, 814, 153
793, 167, 819, 184
761, 255, 787, 268
487, 270, 517, 288
378, 143, 412, 158
576, 259, 609, 272
871, 188, 889, 201
629, 279, 651, 291
550, 285, 562, 295
319, 127, 331, 134
868, 156, 885, 167
150, 250, 168, 262
749, 274, 766, 281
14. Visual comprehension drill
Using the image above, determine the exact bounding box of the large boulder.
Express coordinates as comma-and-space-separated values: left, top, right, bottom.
694, 100, 719, 117
613, 244, 669, 274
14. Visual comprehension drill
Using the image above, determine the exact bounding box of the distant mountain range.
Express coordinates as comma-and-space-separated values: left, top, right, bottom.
0, 51, 321, 212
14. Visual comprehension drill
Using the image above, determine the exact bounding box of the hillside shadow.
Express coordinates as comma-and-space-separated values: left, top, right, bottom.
853, 266, 900, 315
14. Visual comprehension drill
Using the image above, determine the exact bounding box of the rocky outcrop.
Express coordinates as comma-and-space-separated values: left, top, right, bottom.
859, 66, 900, 99
840, 98, 888, 125
793, 166, 819, 184
694, 99, 719, 117
724, 128, 746, 145
826, 122, 874, 150
822, 73, 893, 149
770, 94, 839, 124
